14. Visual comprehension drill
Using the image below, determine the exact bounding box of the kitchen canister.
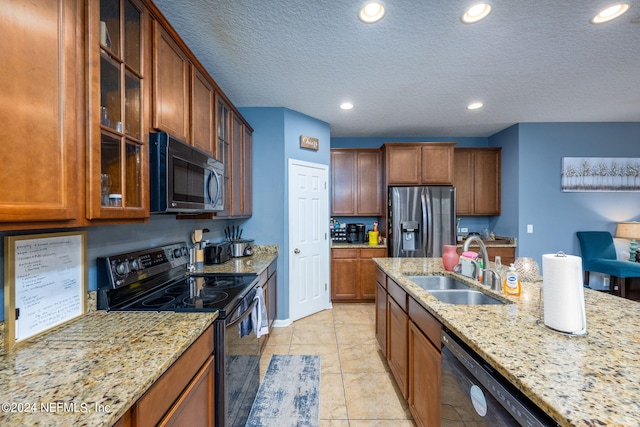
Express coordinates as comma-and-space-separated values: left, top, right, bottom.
368, 231, 379, 246
542, 252, 587, 336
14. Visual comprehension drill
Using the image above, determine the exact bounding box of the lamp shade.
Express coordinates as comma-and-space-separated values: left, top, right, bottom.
615, 222, 640, 239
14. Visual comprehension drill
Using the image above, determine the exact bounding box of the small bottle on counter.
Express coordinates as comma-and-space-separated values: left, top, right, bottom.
503, 264, 521, 296
494, 256, 502, 274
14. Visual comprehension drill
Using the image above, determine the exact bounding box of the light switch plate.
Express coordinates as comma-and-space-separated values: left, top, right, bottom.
527, 224, 534, 233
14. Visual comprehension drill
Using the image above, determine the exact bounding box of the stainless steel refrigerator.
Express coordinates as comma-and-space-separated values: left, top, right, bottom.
388, 186, 456, 258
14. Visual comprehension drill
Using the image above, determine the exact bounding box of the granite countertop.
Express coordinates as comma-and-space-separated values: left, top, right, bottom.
0, 311, 217, 427
373, 257, 640, 427
194, 245, 278, 275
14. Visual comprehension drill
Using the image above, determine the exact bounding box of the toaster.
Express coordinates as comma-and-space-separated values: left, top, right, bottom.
204, 241, 231, 265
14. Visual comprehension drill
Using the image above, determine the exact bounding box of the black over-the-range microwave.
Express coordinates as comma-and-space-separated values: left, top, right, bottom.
150, 132, 224, 213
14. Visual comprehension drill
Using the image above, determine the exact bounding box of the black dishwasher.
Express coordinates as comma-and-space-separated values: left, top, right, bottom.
441, 331, 559, 426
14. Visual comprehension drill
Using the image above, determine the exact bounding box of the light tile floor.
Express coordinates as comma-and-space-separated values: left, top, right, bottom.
260, 303, 416, 427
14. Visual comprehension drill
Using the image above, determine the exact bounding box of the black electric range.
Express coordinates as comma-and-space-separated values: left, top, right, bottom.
97, 242, 258, 317
96, 242, 262, 427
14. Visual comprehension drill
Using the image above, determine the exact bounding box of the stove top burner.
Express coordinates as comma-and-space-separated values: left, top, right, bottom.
204, 277, 240, 289
165, 285, 187, 296
142, 295, 176, 307
182, 291, 229, 308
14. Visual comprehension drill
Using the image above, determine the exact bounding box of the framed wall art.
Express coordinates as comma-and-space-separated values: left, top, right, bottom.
561, 157, 640, 192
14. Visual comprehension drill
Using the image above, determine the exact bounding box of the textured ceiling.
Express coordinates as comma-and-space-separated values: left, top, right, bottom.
153, 0, 640, 137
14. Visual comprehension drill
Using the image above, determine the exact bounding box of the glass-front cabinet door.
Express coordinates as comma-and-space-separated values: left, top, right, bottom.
88, 0, 148, 219
215, 93, 231, 217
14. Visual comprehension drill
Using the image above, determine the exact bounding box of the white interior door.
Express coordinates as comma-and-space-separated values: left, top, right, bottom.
288, 159, 330, 321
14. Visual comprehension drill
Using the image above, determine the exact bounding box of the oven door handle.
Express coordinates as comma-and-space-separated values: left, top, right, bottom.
227, 299, 257, 328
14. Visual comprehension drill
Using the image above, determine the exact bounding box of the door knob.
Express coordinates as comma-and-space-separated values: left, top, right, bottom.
294, 248, 300, 254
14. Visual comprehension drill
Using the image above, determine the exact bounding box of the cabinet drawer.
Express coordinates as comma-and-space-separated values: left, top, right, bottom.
375, 267, 386, 288
332, 248, 359, 259
387, 278, 407, 312
408, 298, 442, 350
361, 248, 386, 259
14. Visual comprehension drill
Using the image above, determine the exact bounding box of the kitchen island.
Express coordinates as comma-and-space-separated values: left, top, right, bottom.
0, 310, 216, 426
373, 257, 640, 427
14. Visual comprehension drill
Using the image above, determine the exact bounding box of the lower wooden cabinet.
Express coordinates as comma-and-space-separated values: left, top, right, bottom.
375, 268, 444, 427
331, 247, 386, 302
375, 280, 387, 356
409, 321, 441, 427
121, 325, 215, 427
387, 292, 409, 399
159, 356, 215, 427
258, 258, 278, 352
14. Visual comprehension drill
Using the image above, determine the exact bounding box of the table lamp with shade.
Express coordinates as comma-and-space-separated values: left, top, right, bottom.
615, 222, 640, 262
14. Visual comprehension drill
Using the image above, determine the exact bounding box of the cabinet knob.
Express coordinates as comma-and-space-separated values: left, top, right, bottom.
294, 248, 300, 254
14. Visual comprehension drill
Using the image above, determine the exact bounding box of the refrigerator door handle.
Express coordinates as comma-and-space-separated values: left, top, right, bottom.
421, 192, 433, 257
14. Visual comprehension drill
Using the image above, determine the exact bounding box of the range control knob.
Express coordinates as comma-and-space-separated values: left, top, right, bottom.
129, 258, 142, 271
115, 262, 130, 276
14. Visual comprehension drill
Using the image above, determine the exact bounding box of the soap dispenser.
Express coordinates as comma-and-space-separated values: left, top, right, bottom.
503, 264, 521, 296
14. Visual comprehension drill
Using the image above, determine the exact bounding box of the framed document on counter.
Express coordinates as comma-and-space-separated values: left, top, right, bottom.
3, 231, 87, 351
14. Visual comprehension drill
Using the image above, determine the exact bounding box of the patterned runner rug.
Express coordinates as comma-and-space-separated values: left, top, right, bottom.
245, 355, 320, 427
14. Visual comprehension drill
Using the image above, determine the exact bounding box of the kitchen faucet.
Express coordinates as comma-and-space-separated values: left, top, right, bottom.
462, 236, 494, 288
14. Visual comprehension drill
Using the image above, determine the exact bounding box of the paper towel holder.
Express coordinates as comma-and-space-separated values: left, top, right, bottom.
535, 251, 589, 337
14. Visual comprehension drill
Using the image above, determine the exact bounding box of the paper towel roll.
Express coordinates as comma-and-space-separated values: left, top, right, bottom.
542, 253, 587, 335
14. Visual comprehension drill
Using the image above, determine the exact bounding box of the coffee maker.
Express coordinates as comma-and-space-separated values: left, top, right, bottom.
346, 223, 366, 243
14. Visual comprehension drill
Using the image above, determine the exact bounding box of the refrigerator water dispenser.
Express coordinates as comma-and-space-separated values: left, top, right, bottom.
401, 221, 419, 251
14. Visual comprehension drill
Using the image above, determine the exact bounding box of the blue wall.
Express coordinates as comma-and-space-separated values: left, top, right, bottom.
239, 107, 331, 321
490, 122, 640, 266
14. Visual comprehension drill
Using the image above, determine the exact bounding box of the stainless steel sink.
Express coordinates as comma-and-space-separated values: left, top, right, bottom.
407, 275, 472, 290
427, 289, 505, 305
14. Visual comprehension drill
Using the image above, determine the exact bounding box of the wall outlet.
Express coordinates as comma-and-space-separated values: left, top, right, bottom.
460, 227, 469, 233
603, 277, 610, 290
527, 224, 534, 233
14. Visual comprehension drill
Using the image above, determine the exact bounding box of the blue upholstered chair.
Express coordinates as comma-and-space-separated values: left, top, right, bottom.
577, 231, 640, 297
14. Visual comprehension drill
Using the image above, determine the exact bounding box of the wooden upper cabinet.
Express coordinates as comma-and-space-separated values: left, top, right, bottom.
242, 126, 253, 217
87, 0, 150, 221
453, 149, 474, 215
331, 151, 356, 215
357, 151, 383, 215
421, 144, 454, 184
330, 149, 382, 216
230, 113, 252, 218
214, 94, 231, 217
474, 149, 501, 215
0, 0, 83, 225
453, 148, 501, 216
384, 143, 456, 186
153, 20, 190, 143
385, 145, 421, 185
191, 67, 215, 156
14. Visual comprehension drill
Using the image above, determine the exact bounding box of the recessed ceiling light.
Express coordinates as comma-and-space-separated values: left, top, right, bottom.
359, 2, 386, 24
462, 3, 492, 24
591, 4, 630, 24
467, 102, 484, 110
340, 102, 354, 110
